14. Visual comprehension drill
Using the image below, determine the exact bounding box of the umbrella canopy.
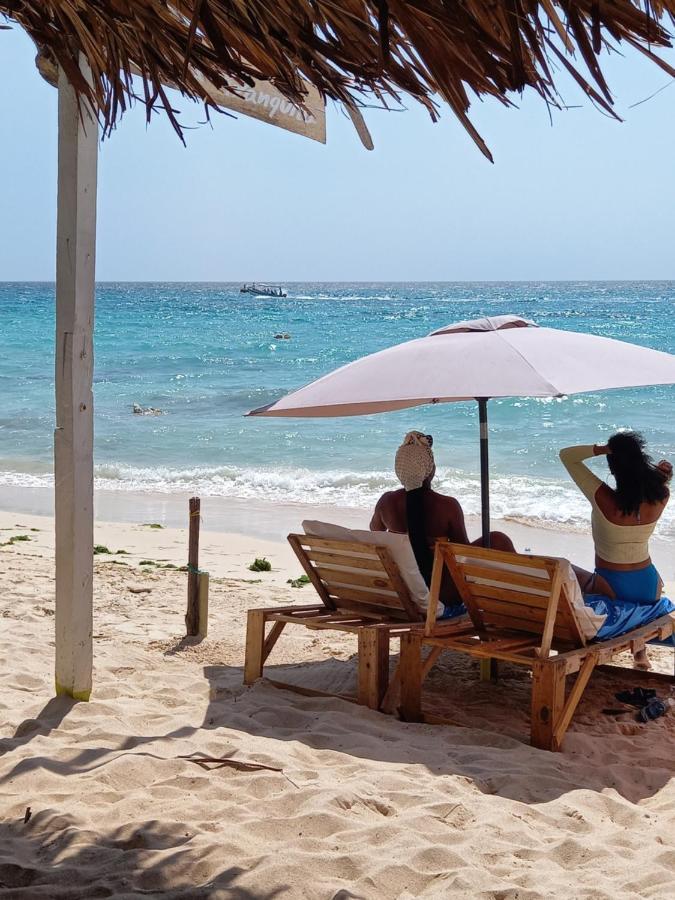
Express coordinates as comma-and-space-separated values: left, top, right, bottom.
249, 315, 675, 544
5, 1, 675, 158
249, 315, 675, 417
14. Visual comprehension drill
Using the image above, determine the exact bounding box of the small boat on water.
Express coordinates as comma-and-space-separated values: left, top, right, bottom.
240, 283, 287, 298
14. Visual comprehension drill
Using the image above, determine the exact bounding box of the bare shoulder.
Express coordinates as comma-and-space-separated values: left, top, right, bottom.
374, 489, 402, 510
433, 492, 463, 513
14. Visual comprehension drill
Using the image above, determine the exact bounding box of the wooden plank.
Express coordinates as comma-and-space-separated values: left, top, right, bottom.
421, 645, 443, 679
440, 545, 486, 632
305, 550, 386, 571
475, 596, 550, 621
331, 598, 411, 620
54, 59, 98, 702
462, 564, 551, 591
425, 544, 446, 635
480, 658, 499, 682
538, 564, 563, 659
556, 614, 675, 664
358, 628, 390, 709
473, 612, 577, 642
445, 542, 555, 569
262, 621, 286, 663
558, 582, 585, 646
317, 568, 398, 591
376, 546, 422, 621
293, 534, 381, 556
399, 633, 424, 722
553, 653, 597, 746
468, 583, 551, 608
328, 585, 405, 609
244, 609, 266, 685
288, 534, 336, 610
531, 661, 566, 751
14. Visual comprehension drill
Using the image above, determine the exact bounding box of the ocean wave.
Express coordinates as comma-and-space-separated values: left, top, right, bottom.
2, 463, 672, 537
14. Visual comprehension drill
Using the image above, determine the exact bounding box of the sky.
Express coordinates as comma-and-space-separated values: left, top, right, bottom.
0, 24, 674, 282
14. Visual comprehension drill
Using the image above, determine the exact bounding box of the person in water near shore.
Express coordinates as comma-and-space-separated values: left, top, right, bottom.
560, 432, 672, 669
370, 431, 516, 611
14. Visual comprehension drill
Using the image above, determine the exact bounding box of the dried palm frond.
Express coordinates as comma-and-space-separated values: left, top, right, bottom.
3, 1, 675, 159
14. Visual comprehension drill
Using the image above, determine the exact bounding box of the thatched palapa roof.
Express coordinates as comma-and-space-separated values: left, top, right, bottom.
3, 1, 675, 158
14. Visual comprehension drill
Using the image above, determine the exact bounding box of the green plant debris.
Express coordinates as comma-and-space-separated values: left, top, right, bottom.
243, 578, 262, 584
1, 534, 32, 547
159, 563, 177, 569
248, 557, 272, 572
139, 559, 156, 566
108, 560, 129, 566
287, 574, 311, 589
93, 545, 111, 555
143, 523, 164, 529
30, 528, 40, 532
116, 549, 130, 555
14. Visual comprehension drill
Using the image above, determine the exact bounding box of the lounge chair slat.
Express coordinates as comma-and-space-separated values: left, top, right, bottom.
295, 535, 381, 556
329, 586, 407, 609
315, 568, 397, 591
461, 564, 552, 591
476, 611, 578, 642
466, 583, 551, 608
305, 550, 387, 571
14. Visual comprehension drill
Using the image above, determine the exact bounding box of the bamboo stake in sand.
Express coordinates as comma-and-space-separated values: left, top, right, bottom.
186, 497, 201, 636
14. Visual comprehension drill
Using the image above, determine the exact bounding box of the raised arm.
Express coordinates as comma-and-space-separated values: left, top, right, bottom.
559, 444, 604, 503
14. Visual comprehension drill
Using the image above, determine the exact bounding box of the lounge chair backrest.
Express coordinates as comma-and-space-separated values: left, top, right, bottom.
428, 542, 586, 655
288, 533, 423, 622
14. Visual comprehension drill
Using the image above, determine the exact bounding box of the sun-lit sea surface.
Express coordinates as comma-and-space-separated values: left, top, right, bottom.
1, 281, 674, 535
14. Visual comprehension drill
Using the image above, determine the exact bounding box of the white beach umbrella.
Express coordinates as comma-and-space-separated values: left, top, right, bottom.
248, 316, 675, 544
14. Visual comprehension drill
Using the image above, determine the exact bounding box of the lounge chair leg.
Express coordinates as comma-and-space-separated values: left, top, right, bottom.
531, 661, 566, 752
480, 658, 498, 682
358, 627, 389, 710
399, 632, 424, 723
244, 609, 266, 685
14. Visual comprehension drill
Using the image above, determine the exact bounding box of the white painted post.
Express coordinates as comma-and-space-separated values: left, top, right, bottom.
54, 59, 98, 700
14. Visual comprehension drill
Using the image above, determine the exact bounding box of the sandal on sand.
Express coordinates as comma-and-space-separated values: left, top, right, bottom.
615, 688, 657, 707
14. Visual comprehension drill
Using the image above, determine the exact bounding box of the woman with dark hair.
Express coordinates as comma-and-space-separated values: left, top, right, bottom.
370, 431, 515, 615
560, 432, 673, 667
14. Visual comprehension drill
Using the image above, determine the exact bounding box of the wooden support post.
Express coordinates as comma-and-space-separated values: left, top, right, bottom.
54, 59, 98, 701
399, 632, 424, 722
185, 497, 201, 635
244, 609, 266, 684
480, 658, 498, 682
531, 662, 566, 751
197, 572, 209, 639
357, 627, 389, 709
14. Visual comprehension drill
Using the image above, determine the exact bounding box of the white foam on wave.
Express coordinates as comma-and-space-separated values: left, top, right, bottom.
2, 463, 672, 536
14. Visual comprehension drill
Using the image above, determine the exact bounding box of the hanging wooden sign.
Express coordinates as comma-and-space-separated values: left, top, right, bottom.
199, 75, 326, 143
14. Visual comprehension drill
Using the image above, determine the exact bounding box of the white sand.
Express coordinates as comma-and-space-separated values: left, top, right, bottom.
1, 507, 674, 898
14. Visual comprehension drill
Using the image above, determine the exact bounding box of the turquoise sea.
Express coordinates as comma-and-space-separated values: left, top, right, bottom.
1, 282, 674, 535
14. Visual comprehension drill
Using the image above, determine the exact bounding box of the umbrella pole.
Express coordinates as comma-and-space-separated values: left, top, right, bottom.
478, 398, 490, 548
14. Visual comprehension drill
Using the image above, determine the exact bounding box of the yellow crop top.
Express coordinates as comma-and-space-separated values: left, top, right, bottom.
559, 445, 657, 564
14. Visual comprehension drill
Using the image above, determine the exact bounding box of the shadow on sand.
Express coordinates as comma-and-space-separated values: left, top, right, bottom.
198, 650, 675, 806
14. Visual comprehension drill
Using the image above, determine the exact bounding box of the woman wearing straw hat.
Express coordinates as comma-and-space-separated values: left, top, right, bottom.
370, 431, 516, 612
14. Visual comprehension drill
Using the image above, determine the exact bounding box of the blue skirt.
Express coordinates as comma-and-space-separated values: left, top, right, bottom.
585, 564, 674, 643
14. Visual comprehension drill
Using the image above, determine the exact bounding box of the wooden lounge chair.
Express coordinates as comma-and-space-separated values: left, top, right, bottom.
398, 542, 675, 751
244, 533, 425, 709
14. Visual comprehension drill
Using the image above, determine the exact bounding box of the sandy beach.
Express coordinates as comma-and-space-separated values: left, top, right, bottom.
1, 499, 674, 898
